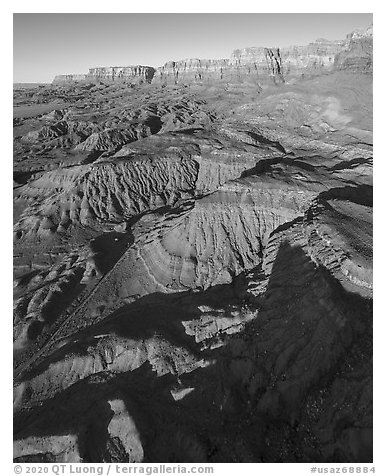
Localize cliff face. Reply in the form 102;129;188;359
231;47;285;83
52;25;372;86
52;74;87;84
154;28;372;86
53;66;155;85
334;25;373;72
279;39;345;77
87;65;156;82
153;49;285;85
155;59;230;84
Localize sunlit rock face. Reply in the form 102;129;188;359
52;74;88;84
53;26;372;88
334;25;373;72
14;24;372;463
87;66;156;83
53;66;156;85
154;27;372;86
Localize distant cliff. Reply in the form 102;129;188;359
53;66;155;85
88;66;156;82
52;74;88;84
334;25;373;72
154;26;372;86
52;25;372;86
154;50;285;85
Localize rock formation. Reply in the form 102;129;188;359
87;65;156;82
53;66;156;85
334;25;373;72
51;26;372;86
52;74;88;84
152;29;372;85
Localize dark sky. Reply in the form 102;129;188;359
13;13;372;83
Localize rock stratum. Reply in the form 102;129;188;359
53;66;156;85
14;24;373;463
53;25;372;86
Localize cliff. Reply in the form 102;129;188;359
87;65;156;82
278;39;346;77
53;65;155;85
52;25;372;86
154;49;285;85
156;58;230;84
334;25;373;72
229;39;344;75
153;28;372;86
52;74;87;84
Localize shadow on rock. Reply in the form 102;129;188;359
14;241;372;463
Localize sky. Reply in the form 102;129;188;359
14;13;373;83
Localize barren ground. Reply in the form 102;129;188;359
13;71;372;463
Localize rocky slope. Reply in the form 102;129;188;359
334;25;373;72
14;25;372;463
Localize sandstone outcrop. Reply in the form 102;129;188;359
53;66;155;85
51;26;372;87
88;65;155;82
52;74;87;84
154;27;371;86
334;25;373;72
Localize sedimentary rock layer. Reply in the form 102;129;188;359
53;66;156;84
51;26;372;86
52;74;88;84
87;66;156;82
